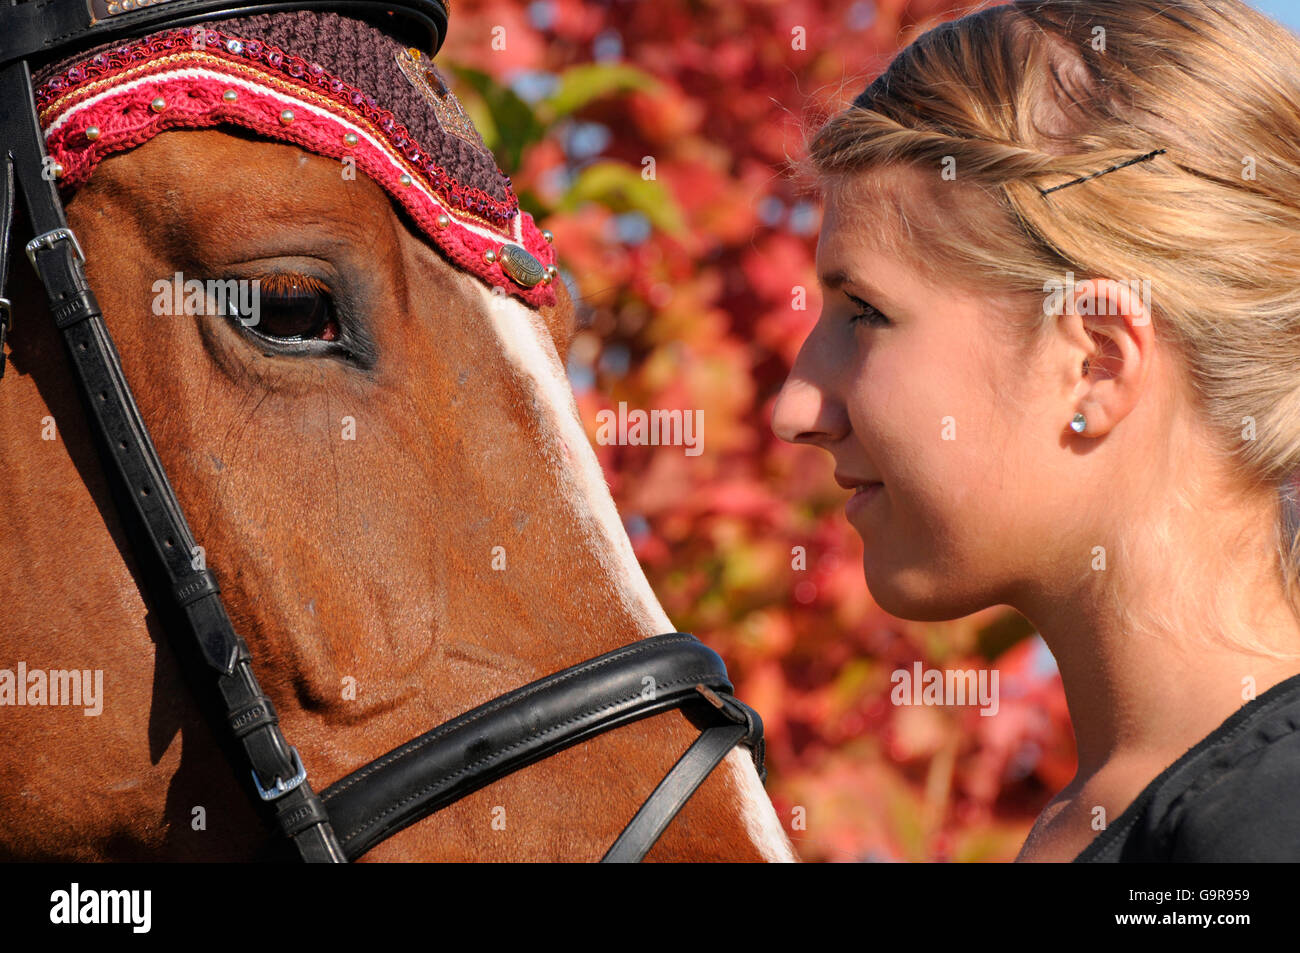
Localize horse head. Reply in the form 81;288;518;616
0;2;793;861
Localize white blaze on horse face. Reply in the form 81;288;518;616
477;286;796;863
475;285;673;635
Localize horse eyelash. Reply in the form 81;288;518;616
234;271;378;368
250;271;331;297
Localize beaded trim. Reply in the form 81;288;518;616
35;26;556;308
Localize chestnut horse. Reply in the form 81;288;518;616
0;126;795;861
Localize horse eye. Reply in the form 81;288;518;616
228;274;339;342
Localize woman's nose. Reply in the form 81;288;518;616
771;339;850;446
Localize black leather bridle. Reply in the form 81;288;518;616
0;0;769;863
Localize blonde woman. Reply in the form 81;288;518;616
773;0;1300;861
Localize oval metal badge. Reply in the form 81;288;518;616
497;244;546;288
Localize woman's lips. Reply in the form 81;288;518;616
845;481;884;519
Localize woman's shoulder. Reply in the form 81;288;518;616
1077;670;1300;863
1160;726;1300;861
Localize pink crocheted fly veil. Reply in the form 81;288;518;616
31;9;558;308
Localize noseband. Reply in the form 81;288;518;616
0;0;768;862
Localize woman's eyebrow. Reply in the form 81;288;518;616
817;268;851;291
818;268;890;305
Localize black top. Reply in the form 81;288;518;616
1075;670;1300;862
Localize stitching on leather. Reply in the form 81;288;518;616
335;668;722;845
42;0;82;49
327;646;717;807
323;635;702;799
338;669;717;845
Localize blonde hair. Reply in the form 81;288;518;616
800;0;1300;651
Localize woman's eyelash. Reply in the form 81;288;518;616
847;293;890;327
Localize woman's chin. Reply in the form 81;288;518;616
862;560;982;622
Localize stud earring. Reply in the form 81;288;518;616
1070;412;1087;434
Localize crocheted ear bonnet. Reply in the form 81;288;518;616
32;10;558;308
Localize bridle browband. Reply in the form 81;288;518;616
0;0;769;862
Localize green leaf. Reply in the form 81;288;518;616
559;160;685;236
545;63;661;119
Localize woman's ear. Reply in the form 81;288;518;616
1058;277;1156;438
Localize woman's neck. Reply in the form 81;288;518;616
1018;482;1300;780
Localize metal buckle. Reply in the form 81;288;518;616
0;297;10;334
251;747;308;801
25;227;87;270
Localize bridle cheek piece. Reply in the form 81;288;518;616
0;0;769;862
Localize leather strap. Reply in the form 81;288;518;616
320;634;766;861
601;722;748;863
602;681;764;862
0;0;448;69
0;46;344;863
0;100;12;378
